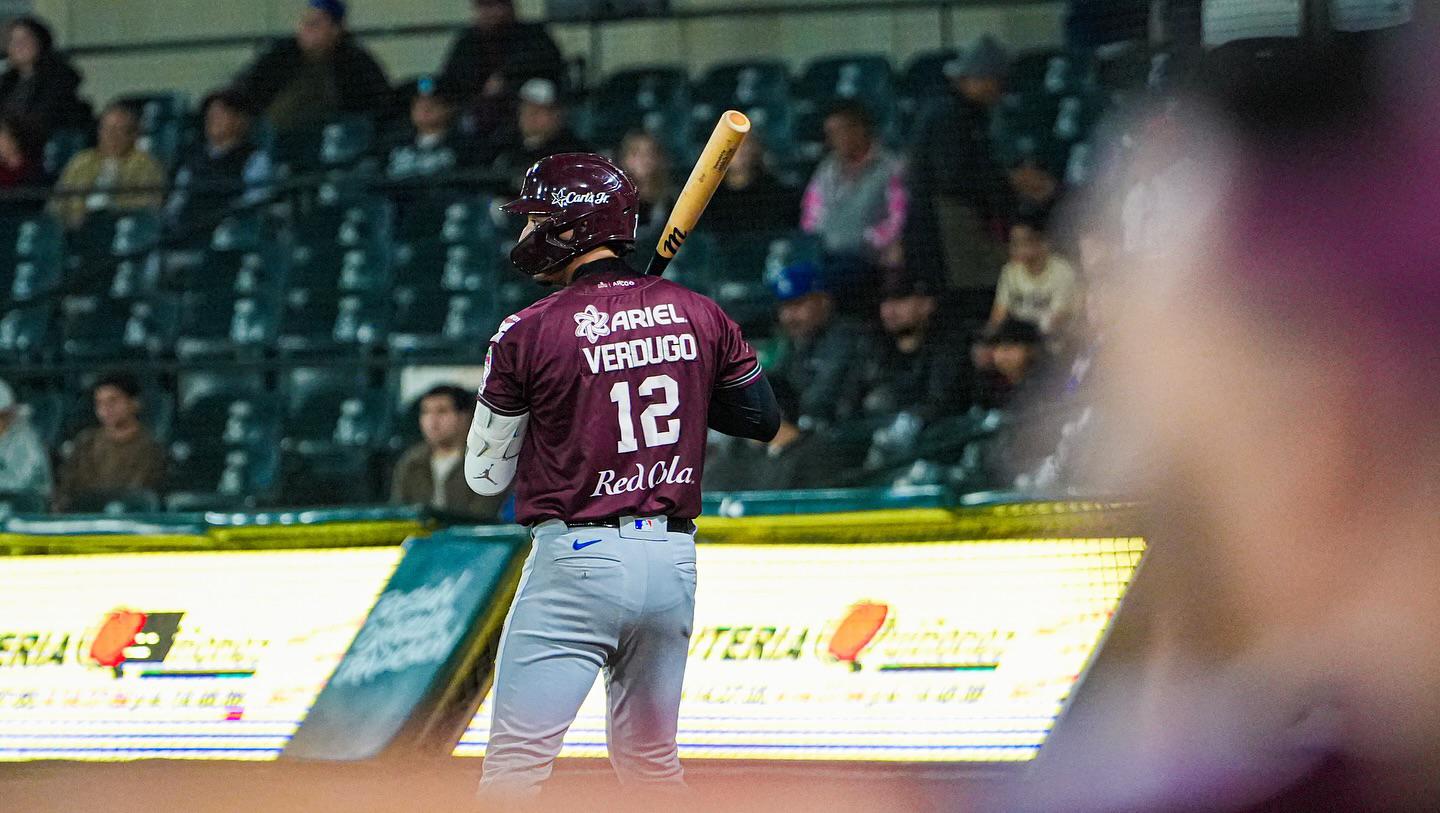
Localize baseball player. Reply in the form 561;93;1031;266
466;152;782;799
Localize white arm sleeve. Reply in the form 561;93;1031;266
465;401;529;496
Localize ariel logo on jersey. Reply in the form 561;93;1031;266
550;189;612;207
574;305;611;343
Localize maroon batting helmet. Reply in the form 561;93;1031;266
500;152;639;279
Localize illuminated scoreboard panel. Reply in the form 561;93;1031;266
457;538;1144;763
0;548;402;761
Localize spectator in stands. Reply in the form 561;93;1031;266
860;273;965;422
987;210;1081;341
801;101;906;274
231;0;393;134
972;318;1048;410
766;261;866;429
618;129;676;251
490;78;589;195
907;35;1015;296
438;0;566;140
0;380;51;499
391;385;502;518
387;76;471;180
0;16;91;142
50;102;166;229
704;130;801;236
53;373;166;512
165;89;272;233
0;115;46;206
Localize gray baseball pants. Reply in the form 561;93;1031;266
478;516;697;799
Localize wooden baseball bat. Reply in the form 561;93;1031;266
645;110;751;277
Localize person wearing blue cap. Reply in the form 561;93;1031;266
765;260;868;430
230;0;394;133
906;34;1017;302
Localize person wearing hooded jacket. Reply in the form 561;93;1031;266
0;16;92;142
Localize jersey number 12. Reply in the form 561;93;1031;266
609;374;680;453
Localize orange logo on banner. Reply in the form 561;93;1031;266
827;602;888;671
89;610;147;668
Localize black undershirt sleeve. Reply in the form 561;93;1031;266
708;372;782;442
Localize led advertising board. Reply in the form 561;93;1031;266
0;548;401;760
457;537;1143;762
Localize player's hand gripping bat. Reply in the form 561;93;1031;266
644;110;751;277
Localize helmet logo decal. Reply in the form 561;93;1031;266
550;189;612;207
573;305;612;344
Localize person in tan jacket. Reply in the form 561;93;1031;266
53;372;166;512
391;384;502;519
49;101;165;229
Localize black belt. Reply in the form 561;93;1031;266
565;517;696;535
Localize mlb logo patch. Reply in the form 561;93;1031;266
635;518;657;532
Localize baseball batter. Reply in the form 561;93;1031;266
466;153;781;798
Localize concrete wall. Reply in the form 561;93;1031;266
27;0;1063;105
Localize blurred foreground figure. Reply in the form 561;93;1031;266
1016;17;1440;813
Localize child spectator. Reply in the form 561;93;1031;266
988;210;1081;340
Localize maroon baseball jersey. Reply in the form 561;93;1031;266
478;258;761;525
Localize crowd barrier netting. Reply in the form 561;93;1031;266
0;493;1143;765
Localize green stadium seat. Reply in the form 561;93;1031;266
5;258;60;302
208;211;267;252
277;447;376;507
281;367;391;452
180;244;287;297
392;238;498;294
292;195;394;249
690;61;794;157
1009;49;1095;97
21;391;64;449
171;378;280;455
165;445;279;512
137;119;183;169
175;292;278;359
270;115;375;173
117;91;190;131
792;54;898;151
43;129;90;178
663;231;717;295
581;66;690;151
288;242;392;293
0;215;64;268
0;491;47;515
393;192;490;244
276;290;389;357
388;290;497;359
0;305;50;362
60;295;178;360
63;488;162;514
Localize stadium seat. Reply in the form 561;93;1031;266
581;65;690;151
175;292;278;359
1008;48;1095;97
165;444;279;512
277;447;377;506
171;377;280;455
288;243;391;293
276;290;390;357
792;54;898;151
281;367;391;452
292;195;394;250
4;258;60;303
388;290;497;358
0;491;47;515
393;192;491;244
65;212;162;278
117;91;190;132
60;295;177;359
63;488;162;514
0;305;50;362
0;215;64;269
208;211;268;252
438;197;499;248
179;244;287;298
690;60;794;156
22;390;64;449
137;119;183;170
43;129;90;178
392;238;497;294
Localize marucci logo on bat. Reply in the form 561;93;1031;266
662;227;688;255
